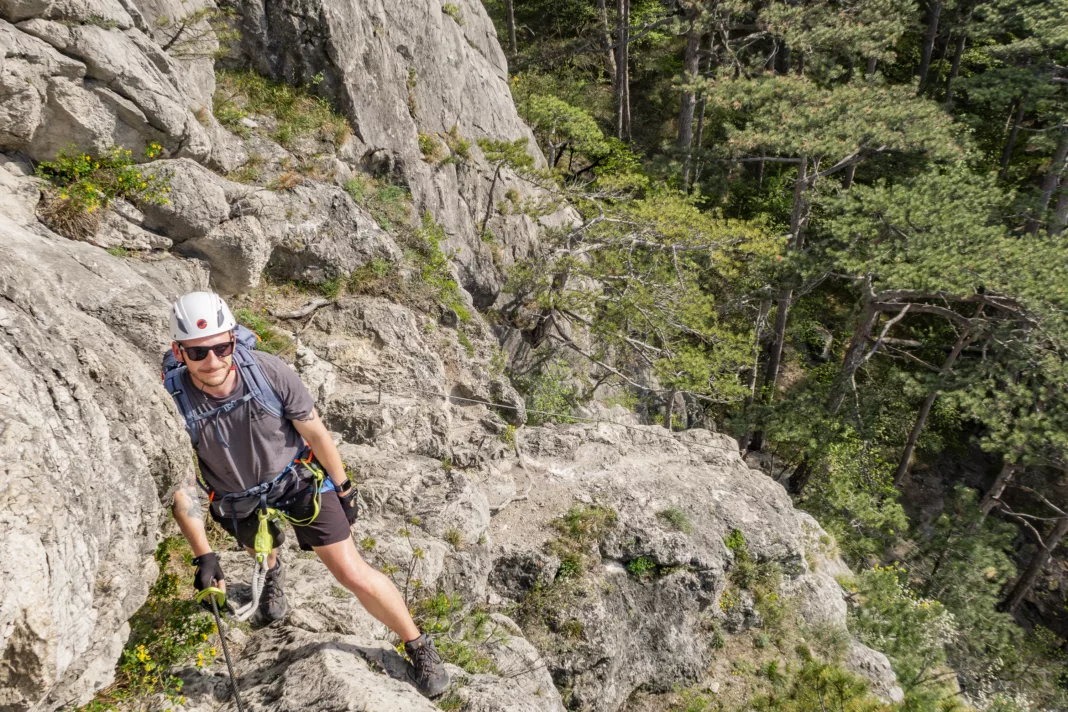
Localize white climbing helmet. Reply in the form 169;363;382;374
170;291;237;341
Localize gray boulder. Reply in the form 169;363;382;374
0;210;203;710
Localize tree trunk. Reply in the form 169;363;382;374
664;389;677;430
979;460;1018;520
595;0;616;77
828;301;881;416
998;98;1025;181
1050;180;1068;236
944;30;966;111
866;57;877;78
1001;517;1068;614
690;93;707;189
893;323;976;486
844;163;857;189
749;156;810;451
677;21;701;152
505;0;517;56
1027;126;1068;235
615;0;631;141
739;300;771;453
678;19;702;183
917;0;943;90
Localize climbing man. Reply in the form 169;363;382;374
164;290;449;697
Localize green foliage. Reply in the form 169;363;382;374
343;174;412;231
656;507;693;534
214;69;351;148
516;356;579;425
626;556;657;580
36;143;169;216
81;538;216;711
844;564;956;705
517;94;609;171
233;308;290;354
408;212;471;321
411;592;496;675
444;528;463;549
794;426;909;565
418;133;445;162
442;3;463;24
747;658;894;712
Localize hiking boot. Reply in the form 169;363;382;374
404;633;450;697
258;559;288;624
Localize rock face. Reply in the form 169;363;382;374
228;0;568;307
0;160;204;710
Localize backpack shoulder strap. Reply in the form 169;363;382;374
233;348;285;418
163;366;201;448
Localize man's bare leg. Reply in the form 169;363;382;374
314;537;420;641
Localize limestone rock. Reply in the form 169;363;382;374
265;181;402;284
0;214;203;710
485;423;897;712
227;0;570;307
138;158;232;240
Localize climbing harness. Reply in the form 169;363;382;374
194;586;246;712
226;448;327;622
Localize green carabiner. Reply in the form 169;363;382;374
194;586;226;608
253;509;273;563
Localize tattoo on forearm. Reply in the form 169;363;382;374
173;470;204;521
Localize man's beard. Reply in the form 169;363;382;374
192;363;231;387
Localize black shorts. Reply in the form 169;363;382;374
210;486;351;552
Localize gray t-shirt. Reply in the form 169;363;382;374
183;351;316;517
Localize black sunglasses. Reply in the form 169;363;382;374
180;338;235;362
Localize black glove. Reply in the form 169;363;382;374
192;552;224;592
338;481;359;525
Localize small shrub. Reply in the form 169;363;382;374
724;528;747;555
444;529;464;549
656;507;693;535
442;3;464;24
36;143;169;239
81;538;216;710
360;536;376;552
626;556;657;580
317;277;343;300
194;106;211;126
457;330;475;357
343;175;412;231
106;245;131;258
268;170;304;191
406;67;418;117
560;619;584;639
500;424;516;445
517;356;579;425
445;125;471;160
418;133;445;162
437;694;465;711
330;586;351;598
556;552;583;580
